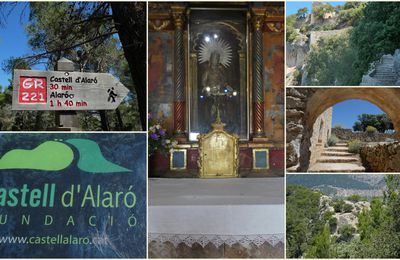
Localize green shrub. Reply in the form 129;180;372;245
338;224;356;242
366;125;377;135
333;200;345;213
348;140;362;154
327;135;339;146
329;217;337;228
333;124;344;129
347;194;363;202
343;203;354;213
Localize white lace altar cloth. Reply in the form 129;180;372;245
148;233;284;248
149;178;284;249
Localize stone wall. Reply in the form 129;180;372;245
309;28;350;48
309;108;332;165
332;128;397;142
360;142;400;172
286;88;317;170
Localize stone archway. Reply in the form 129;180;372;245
286;88;400;172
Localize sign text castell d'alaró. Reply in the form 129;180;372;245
0;133;146;258
0;183;138;227
12;69;129;111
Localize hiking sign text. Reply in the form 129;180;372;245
12;69;129;110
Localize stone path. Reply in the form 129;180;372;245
308;143;365;172
374;55;397;85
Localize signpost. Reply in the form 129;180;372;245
12;69;130;111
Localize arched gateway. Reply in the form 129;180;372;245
286;88;400;172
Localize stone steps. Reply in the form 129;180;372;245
321;151;354;157
309;142;365;172
326;147;349;152
308;163;365;173
373;56;397;85
317;156;359;163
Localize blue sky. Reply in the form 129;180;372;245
0;3;31;91
286;1;346;16
331;99;385;128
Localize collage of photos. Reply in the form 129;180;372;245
0;0;399;259
286;1;400;259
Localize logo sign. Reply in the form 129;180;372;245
19;77;47;104
0;133;146;258
12;70;130;111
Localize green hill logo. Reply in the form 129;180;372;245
0;139;130;173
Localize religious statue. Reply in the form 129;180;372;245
198;36;237;123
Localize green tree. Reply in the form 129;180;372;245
312;3;335;20
1;2;145;130
305;31;357;85
286;185;322;258
352;113;393;133
296;7;309;19
306;224;337;258
350;2;400;84
286;14;300;43
338;224;356;242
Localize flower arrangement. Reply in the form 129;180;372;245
148;114;177;156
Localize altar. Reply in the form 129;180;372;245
148;2;284;178
148;178;284;258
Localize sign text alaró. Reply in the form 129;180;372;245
12;70;129;111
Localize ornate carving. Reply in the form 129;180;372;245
251;7;266;138
149;20;170;31
174;101;185;134
253;102;265;135
171;5;186;136
266;22;284;33
251;8;266;32
264;6;284;18
148;2;171;13
198;121;239;178
171;6;186;29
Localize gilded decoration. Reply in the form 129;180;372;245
198;121;239;178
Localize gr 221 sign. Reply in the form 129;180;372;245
12;70;130;111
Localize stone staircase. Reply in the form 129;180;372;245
373;55;397;85
361;54;398;85
308;143;365;172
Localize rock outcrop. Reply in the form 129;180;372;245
360;49;400;86
286;42;309;68
360;142;400;172
319;195;371;238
